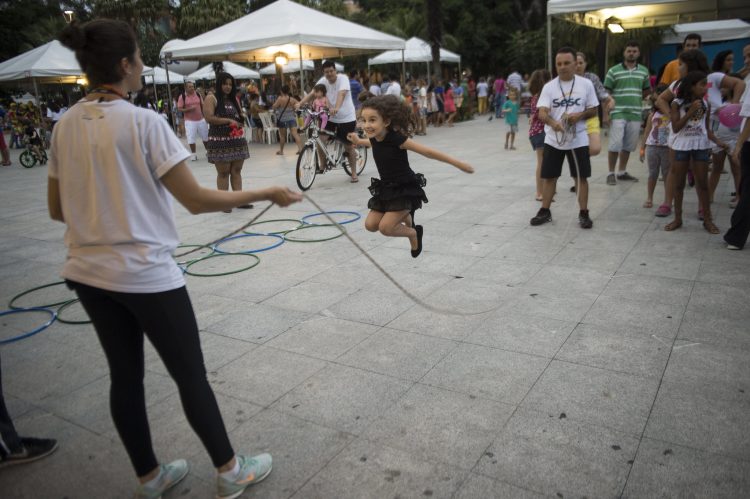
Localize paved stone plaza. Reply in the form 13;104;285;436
1;117;749;498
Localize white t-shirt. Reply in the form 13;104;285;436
418;86;428;108
739;88;750;143
671;98;712;151
477;82;489;97
49;99;191;293
315;73;356;123
386;81;402;98
706;72;725;117
537;75;598;150
369;84;382;96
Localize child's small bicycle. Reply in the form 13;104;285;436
295;107;367;191
20;137;48;168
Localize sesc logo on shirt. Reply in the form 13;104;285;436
552;97;582;108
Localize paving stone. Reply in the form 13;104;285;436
601;273;694;307
421;343;548;404
266;316;378;360
582;294;684;339
271;363;412;434
622;438;750;498
204;302;312;343
645;378;750;460
475;407;638;498
454;473;545;499
295;438;469;498
210;345;327;406
363;384;514;470
325;289;415;326
338;327;457;381
556;323;672;378
466;310;577;358
521;360;660;435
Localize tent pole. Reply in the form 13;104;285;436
427;61;431;85
401;50;405;86
165;64;175;133
547;15;552;71
298;44;304;96
604;29;609;76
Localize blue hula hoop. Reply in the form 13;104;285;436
0;308;57;345
213;233;285;254
302;210;361;226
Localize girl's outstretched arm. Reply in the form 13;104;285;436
346;132;370;147
401;139;474;173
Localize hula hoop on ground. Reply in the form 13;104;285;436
0;308;57;345
173;244;215;266
9;281;74;310
283;224;345;243
213;233;285;254
243;219;304;235
184;253;260;277
302;211;361;226
56;299;92;325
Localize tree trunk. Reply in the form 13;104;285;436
425;0;442;81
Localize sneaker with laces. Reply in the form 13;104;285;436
606;174;616;185
217;454;272;499
578;210;593;229
0;437;58;468
530;208;552;226
617;172;638;182
134;459;189;499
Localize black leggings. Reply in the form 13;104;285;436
69;281;234;476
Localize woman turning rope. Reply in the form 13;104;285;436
51;19;301;499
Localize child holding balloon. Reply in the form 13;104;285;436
666;71;729;234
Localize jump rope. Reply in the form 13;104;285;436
175;193;502;317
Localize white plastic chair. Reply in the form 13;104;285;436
258;112;278;144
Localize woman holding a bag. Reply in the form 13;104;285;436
272;85;303;155
204;71;252;212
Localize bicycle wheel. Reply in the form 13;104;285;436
20;150;36;168
343;145;367;176
296;144;317;191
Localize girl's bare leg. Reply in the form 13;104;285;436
214;162;231;191
365;210;384;232
708;150;726;203
378;210;418;249
229;160;244;191
666;160;687;231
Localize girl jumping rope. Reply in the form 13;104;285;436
347;95;474;258
667;71;729;234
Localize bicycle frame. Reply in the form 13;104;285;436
303;121;345;170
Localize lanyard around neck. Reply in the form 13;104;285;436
559;76;575;111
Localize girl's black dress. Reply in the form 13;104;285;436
367;130;428;213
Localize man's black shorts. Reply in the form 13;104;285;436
541;144;591;179
325;120;356;144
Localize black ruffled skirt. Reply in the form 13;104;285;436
367;173;428;213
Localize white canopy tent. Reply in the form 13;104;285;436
662;19;750;44
368;37;461;81
160;39;200;76
166;0;404;85
258;60;343;75
0;40;84;116
546;0;750;69
143;67;185;85
189;62;260;80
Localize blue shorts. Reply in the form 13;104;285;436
529;132;545;150
674;149;710;162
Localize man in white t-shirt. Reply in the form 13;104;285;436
385;74;402;98
725;59;750;250
298;60;359;182
531;47;599;228
177;81;208;161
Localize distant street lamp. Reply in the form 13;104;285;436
63;10;75;23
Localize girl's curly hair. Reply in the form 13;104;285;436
360;95;416;137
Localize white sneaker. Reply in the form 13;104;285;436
192;155;198;161
727;244;741;250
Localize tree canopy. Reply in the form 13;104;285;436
1;0;665;76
